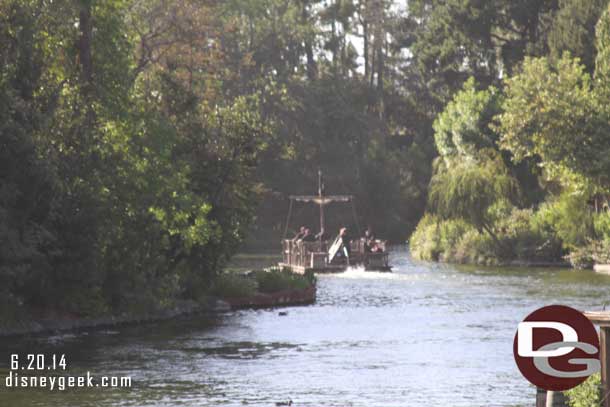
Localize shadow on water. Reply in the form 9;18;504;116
168;341;302;359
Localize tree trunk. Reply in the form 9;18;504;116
481;223;509;254
369;47;376;88
331;1;337;75
78;1;93;94
306;41;317;80
363;20;369;79
302;1;317;80
376;34;384;119
78;0;95;126
376;36;383;93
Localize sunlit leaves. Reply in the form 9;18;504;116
498;54;610;187
433;77;501;160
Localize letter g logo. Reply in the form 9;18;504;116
513;305;600;391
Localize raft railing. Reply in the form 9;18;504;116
283;239;389;269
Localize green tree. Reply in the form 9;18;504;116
498;54;610;188
404;0;558;106
428;155;518;246
433;78;501;159
548;0;608;74
0;0;269;317
595;3;610;104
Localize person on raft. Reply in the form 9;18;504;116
315;228;330;241
292;226;306;242
363;227;375;252
300;228;317;242
339;227;351;265
363;227;383;253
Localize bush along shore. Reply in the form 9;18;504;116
0;268;316;337
210;267;317;310
564;373;601;406
409;3;610;270
409;208;610;269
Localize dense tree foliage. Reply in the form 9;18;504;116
412;1;610;267
548;0;608;73
0;0;267;316
499;55;610;186
428;155;518;245
433;78;501;159
0;0;437;316
3;0;610;318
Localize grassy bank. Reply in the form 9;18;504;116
210;267;316;299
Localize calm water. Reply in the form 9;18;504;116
2;247;610;407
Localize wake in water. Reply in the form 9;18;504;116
330;265;419;281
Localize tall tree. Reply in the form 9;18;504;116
404;0;559;106
499;54;610;189
547;0;608;74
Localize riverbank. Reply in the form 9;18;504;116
0;299;221;338
408;214;574;268
409;204;610;270
0;268;316;337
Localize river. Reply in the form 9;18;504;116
2;247;610;406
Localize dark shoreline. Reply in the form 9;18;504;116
0;285;316;338
0;299;217;338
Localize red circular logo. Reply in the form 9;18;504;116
513;305;600;391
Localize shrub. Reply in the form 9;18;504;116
437;218;472;260
410;214;472;261
564;373;601;407
409;214;443;261
566;245;596;269
594;212;610;240
210;273;257;298
536;192;595;249
591;238;610;264
411;206;566;265
499;207;563;261
57;286;110;317
451;229;498;265
253;268;313;294
569;238;610;268
411;210;500;265
210;269;314;299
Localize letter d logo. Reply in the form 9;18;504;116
517;322;577;357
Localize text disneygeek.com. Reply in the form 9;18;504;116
4;371;132;391
3;354;131;391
